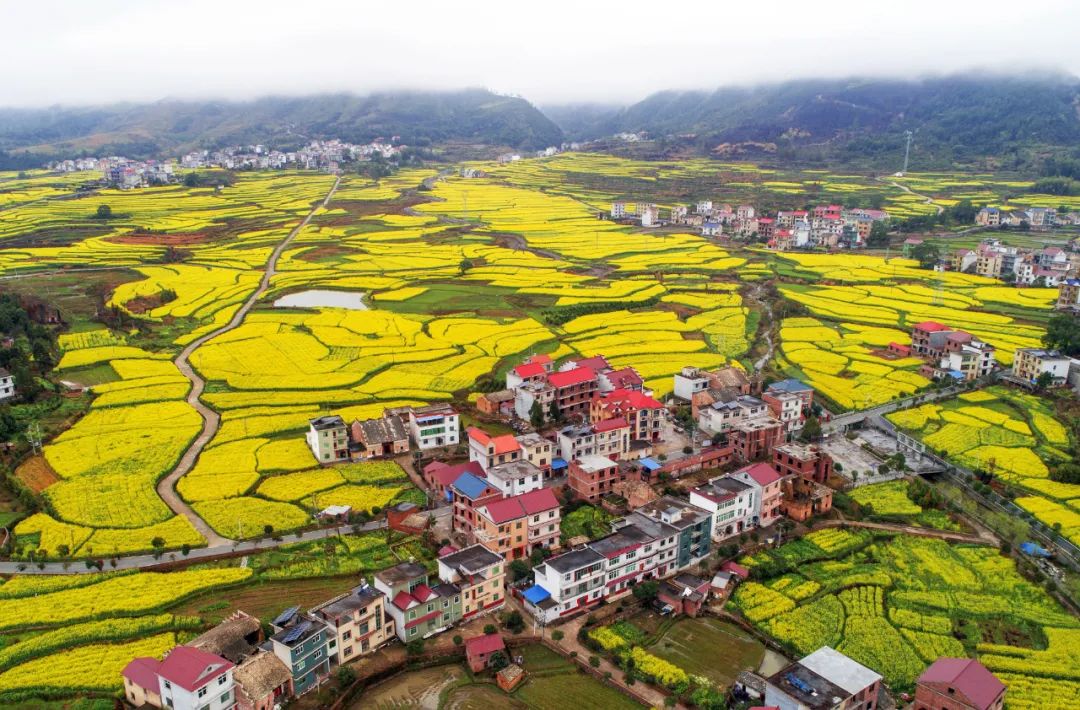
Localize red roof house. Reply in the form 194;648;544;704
739;462;783;487
465;633;506;672
547;367;597;388
915;658;1006;710
155;646;234;693
913;321;949;332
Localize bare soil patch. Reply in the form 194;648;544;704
107;233;212;246
15;456;59;493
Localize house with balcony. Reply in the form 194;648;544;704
403;404;459;450
523;546;607;623
437;544;506;621
467;426;522;473
309;583;393;664
568;454;624;503
516;432;555;476
122;646;237;710
450;472;503;539
485;459;544;496
306;415;349;463
557;418;631;462
689;475;755;540
472;488;560;558
590;389;665;442
269;609;332;696
773;443;833;484
1012;348;1071;386
631;497;712;569
731;463;784;527
374;562;462;643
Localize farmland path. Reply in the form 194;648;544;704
811;518;998;545
157;177;342;547
880;176;944;216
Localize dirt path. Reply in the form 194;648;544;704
745;282;775;372
880;176;943;216
156;178;341;547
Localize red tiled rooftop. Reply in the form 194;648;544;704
411;584;436;602
604;367;643;388
481;488;558;524
548;367;597;388
518;487;559;515
122;657;161;691
600;389;664;410
465;633;505;656
571;356;611;372
593;417;629;433
157;646;233;692
527;354;552;365
739;462;782;486
392;591;416;610
918;658;1005;710
513;362;546;378
428;460;485;487
467;427;521;454
913;321;948;332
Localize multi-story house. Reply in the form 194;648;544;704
309;583;393;663
485;459;544;496
516;432;555;476
269;611;332;696
473;488;560;558
306;415;349;463
590;520;677;600
404;404;459;450
765;647;882;710
597;366;645;393
732;462;784;527
374;562;462;643
938;334;996;380
773;443;833;484
568;454;624;503
640;204;659;227
689;475;755;540
914;658;1006;710
123;646;237;710
591;388;665;442
765;379;814;410
976;207;1001;227
450;472;503;538
0;368;13;401
631;497;712;569
697;395;770;437
526;547;607;622
505;354;554;389
547;366;600;419
1012;348;1071;385
437;544;506;621
557;419;630;462
467;426;522;473
1057;278;1080;311
762;390;804;433
781;476;833;522
611;201;628;219
731;413;786;463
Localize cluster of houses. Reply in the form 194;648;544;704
908;236;1080;286
48;156;179;189
180;139;401;172
975;205;1080;230
306;403;460;463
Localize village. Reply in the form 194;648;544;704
116;343;1043;710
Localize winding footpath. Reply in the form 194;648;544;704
879;176;944;216
156;177;342;547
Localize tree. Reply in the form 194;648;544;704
867;221;889;247
509;559;531;582
1043;313;1080;356
459;258;474;275
405;639;425;656
530;400;545;429
452;634;463;646
632;580;659;603
503;610;525;634
798;416;822;443
489;650;510;671
548;399;561;423
551;630;564;642
95;204;112;219
483;623;498;635
910;242;941;269
336;665;357;686
1035;371;1055;391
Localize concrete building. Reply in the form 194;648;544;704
374;562;462;643
484;459;544;496
732;462;784;527
0;368;14;401
689;475;756;540
631;496;712;569
591;389;666;442
472;488;560;559
269;611;332;695
1012;348;1071;385
437;545;506;621
309;583;393;663
404;404;459;450
122;646;237;710
773;443;833;484
765;646;882;710
467;426;522;473
306;415;349;463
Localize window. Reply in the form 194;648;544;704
314;649;323;660
442;599;449;608
218;674;227;685
220;691;231;704
409;627;417;637
343;630;352;640
345;646;353;657
198;687;207;698
163;681;172;690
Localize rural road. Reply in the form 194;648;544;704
156;177;342;547
822;374;997;433
0;518;386;575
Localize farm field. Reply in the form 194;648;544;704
886;387;1079;545
731;530;1079;704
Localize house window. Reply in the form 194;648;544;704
345;646;354;657
443;599;449;608
218;675;227;685
163;681;172;690
198;687;207;698
220;691;231;704
343;630;352;640
314;649;323;660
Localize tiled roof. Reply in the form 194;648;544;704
157;646;234;692
913;321;948;332
918;658;1004;710
451;472;497;500
464;633;505;656
467;427;520;454
481;488;558;524
122;657;161;691
548;367;597;388
739;462;783;486
592;417;629;433
513;362;546;378
429;460;485;488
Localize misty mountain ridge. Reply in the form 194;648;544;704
547;74;1080;168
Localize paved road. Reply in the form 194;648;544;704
0;518;385;575
156;178;342;547
823;377;994;433
880;177;944;216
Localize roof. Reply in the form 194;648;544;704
598;388;664;411
309;415;345;430
157;646;234;692
188;612;261;663
439;544;502;573
738;462;783;486
464;633;505;656
528;354;552;365
593;417;629;433
513;361;547;378
428;460;484;488
721;561;750;578
590;524;654;557
522;584;551;604
572;355;611;372
482;389;516;403
451;472;496;501
604;367;644;388
374;561;427;586
635;496;710;529
766;378;811;394
312;584;383;619
799;646;881;695
639;457;661;472
574;454;618;473
545;546;604;573
481;488;559;524
234;651;292;701
548;367;597;388
122;657;161;691
354;415;408;444
913;320;949;332
467;427;520;454
918;658;1005;710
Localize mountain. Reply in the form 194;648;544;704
547;75;1080;168
0;89;563;163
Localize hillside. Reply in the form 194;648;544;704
0;89;563;164
549;75;1080;168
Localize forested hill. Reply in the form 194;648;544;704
0;89;564;164
548;75;1080;168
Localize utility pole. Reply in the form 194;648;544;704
25;423;42;455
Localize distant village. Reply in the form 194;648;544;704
46;139;404;189
903;232;1080;287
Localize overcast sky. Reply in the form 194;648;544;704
2;0;1078;108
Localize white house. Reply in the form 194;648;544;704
640;204;659;227
689;475;756;540
122;646;237;710
0;368;14;401
404;404;459;450
306;415;349;463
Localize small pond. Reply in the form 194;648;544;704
273;289;368;310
